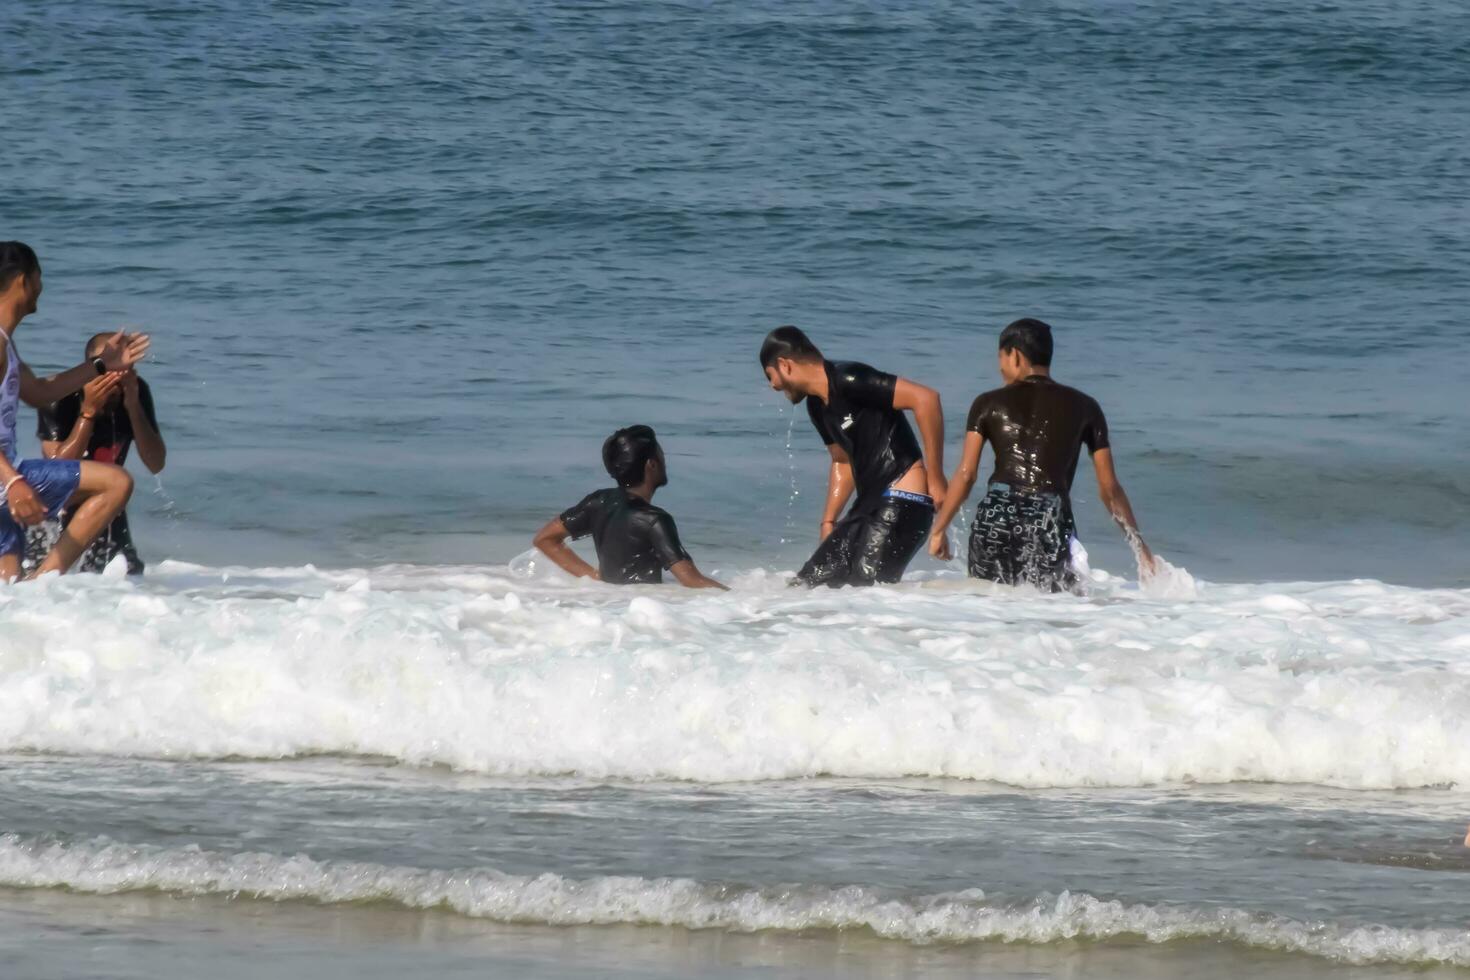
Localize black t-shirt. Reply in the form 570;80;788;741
807;360;922;517
560;488;691;585
966;375;1109;499
37;379;160;466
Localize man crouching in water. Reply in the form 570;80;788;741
534;425;728;589
929;318;1155;592
0;242;147;582
761;326;947;587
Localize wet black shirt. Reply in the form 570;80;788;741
560;488;691;585
807;360;922;517
37;380;160;466
966;375;1109;499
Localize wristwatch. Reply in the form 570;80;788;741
91;357;107;375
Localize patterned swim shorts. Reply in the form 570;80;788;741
968;484;1079;593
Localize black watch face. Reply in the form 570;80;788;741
93;357;106;375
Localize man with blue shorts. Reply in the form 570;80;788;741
0;242;149;582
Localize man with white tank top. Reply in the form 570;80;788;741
0;241;150;582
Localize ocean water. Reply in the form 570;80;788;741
4;0;1470;977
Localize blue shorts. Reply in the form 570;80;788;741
1;458;82;557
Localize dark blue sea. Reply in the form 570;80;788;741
3;2;1470;978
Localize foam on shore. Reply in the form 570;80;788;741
1;833;1465;967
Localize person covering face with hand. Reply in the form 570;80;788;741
25;332;165;575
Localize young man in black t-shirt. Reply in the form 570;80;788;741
25;332;166;575
533;425;727;589
760;325;948;588
929;318;1154;592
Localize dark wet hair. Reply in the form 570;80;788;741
998;318;1054;367
759;325;822;370
603;424;662;487
0;241;40;292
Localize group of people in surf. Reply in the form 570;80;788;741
0;239;1151;591
534;322;1155;593
0;242;166;583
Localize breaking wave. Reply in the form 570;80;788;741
2;560;1468;788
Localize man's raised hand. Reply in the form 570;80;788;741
97;330;151;371
82;373;124;415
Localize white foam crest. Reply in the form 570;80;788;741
1;834;1465;967
2;561;1470;788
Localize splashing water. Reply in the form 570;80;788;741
148;473;185;560
1116;522;1197;598
779;408;800;546
1139;554;1198;600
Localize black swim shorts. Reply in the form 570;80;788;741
968;484;1078;593
796;490;934;588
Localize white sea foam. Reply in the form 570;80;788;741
2;560;1470;788
1;834;1465;967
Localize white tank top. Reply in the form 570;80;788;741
0;331;21;465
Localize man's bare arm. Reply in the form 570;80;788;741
19;332;150;407
669;559;729;591
41;431;91;461
124;375;166;473
0;344;47;524
532;518;600;580
929;431;985;560
20;361;98;408
42;374;125;460
821;443;856;540
1091;448;1155;576
893;378;946;504
0;352;20;483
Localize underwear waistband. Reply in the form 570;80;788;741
883;488;934;507
987;482;1061;501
